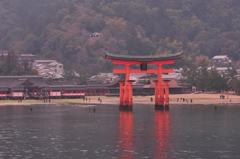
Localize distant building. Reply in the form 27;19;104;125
0;76;47;99
209;55;233;76
207;66;233;77
0;50;36;61
0;50;65;79
0;50;9;57
212;55;232;67
0;51;36;65
88;32;103;45
237;69;240;75
171;68;184;80
89;32;103;38
130;74;150;85
88;73;120;85
18;54;36;62
216;67;233;75
129;68;183;86
235;69;240;80
33;60;64;79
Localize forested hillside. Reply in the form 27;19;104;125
1;0;240;76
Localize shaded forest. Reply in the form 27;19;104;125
1;0;240;76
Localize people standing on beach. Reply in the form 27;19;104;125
17;97;22;103
99;98;102;104
98;97;103;104
220;95;225;99
174;97;194;104
150;97;153;102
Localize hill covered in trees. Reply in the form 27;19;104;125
1;0;240;77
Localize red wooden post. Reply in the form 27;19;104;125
155;63;165;110
105;51;182;111
119;64;133;111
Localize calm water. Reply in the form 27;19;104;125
0;104;240;159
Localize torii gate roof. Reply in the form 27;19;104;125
105;51;182;62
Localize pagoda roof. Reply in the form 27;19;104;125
105;51;182;62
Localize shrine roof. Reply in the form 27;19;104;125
105;51;182;62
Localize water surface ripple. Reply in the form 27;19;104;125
0;105;239;159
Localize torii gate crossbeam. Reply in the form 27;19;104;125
105;52;182;111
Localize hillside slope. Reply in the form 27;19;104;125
0;0;240;76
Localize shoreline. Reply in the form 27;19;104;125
0;93;239;107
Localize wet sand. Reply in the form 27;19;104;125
0;93;239;106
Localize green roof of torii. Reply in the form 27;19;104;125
105;51;182;62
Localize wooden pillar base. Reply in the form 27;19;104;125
119;79;133;112
119;105;133;111
155;105;169;111
155;104;164;111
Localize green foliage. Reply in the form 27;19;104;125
1;0;240;78
207;71;228;92
82;15;105;32
185;65;228;92
230;78;240;95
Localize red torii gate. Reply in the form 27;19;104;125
105;52;182;111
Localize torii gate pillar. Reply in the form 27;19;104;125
119;65;133;111
105;51;182;111
155;79;170;111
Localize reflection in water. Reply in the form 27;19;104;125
119;112;134;159
1;105;240;158
154;111;170;159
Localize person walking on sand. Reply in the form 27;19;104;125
150;97;153;102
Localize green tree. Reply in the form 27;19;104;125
207;70;228;92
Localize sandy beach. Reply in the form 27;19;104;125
0;93;239;106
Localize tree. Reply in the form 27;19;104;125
1;0;240;78
207;70;228;92
184;58;228;92
230;78;240;95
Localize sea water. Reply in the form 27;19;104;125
0;104;239;159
